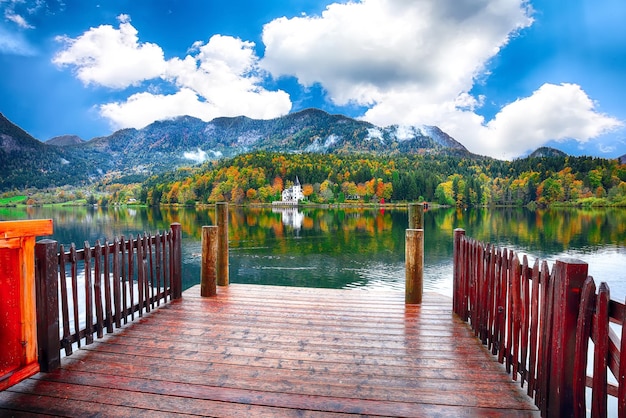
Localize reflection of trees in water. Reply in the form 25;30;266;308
2;205;624;292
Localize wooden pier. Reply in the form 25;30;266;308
1;284;539;417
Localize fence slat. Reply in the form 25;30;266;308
147;233;155;310
143;233;151;313
137;234;144;318
527;259;540;396
103;241;113;334
497;248;508;364
617;300;626;418
83;241;94;345
69;244;80;348
93;241;104;339
58;244;72;356
128;237;135;320
592;283;610;418
112;238;121;328
520;256;530;387
573;277;596;418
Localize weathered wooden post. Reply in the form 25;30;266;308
216;202;229;286
405;229;423;304
408;202;424;229
0;219;53;390
453;229;466;316
201;225;218;297
548;258;588;417
171;223;182;299
35;239;60;372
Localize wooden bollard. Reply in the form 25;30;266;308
216;202;229;286
201;226;218;297
405;229;423;304
408;202;424;229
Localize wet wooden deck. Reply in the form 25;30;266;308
1;284;539;417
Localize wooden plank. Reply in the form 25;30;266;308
8;285;539;417
4;379;346;418
24;369;538;417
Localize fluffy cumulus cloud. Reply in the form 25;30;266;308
483;83;623;158
261;0;622;158
54;15;166;88
53;15;291;129
262;0;533;107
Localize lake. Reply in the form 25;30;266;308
2;205;625;300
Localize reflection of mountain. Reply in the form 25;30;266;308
272;207;304;230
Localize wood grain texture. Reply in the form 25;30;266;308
2;284;540;417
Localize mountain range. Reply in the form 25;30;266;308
0;109;472;191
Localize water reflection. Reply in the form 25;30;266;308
272;207;304;230
1;205;625;299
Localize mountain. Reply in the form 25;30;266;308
0;113;97;190
46;135;85;146
76;108;469;173
528;146;567;158
1;108;469;191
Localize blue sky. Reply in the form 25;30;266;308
0;0;624;160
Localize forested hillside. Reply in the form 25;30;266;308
136;151;626;207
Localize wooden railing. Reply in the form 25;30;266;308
453;229;625;417
34;223;182;372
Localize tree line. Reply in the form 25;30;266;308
132;151;626;207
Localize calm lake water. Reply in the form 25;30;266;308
2;205;625;300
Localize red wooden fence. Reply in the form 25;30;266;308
453;229;625;418
34;223;182;372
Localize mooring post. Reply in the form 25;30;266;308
405;229;423;304
35;239;61;373
408;202;424;229
201;225;218;297
453;229;466;316
216;202;229;286
548;258;588;417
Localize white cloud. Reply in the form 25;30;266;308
99;88;217;129
164;35;291;120
262;0;533;107
483;83;623;158
261;0;622;159
390;83;623;159
5;12;34;29
53;15;166;88
183;148;208;163
54;16;291;129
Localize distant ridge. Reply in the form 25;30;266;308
528;146;567;158
46;135;85;146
